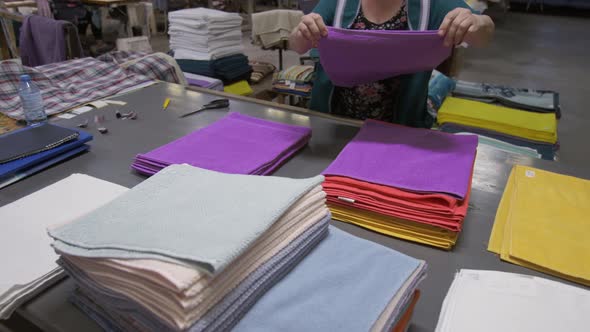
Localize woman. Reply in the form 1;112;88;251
289;0;494;128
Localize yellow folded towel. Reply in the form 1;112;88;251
329;204;458;250
223;80;253;96
438;97;557;144
488;165;590;286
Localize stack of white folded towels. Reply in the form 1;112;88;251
169;7;243;61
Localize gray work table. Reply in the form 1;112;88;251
0;83;587;332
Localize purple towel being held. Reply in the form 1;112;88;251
318;27;452;87
19;15;78;67
323;120;478;199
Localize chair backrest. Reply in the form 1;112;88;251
298;0;319;14
0;4;24;59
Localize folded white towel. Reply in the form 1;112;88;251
435;269;590;332
0;174;127;319
168;8;242;23
172;47;244;61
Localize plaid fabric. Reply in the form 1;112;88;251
0;58;150;120
122;55;182;85
97;51;150;64
0;52;182;120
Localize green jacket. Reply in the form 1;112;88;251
310;0;472;128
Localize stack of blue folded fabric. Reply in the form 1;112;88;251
0;123;92;189
176;59;215;77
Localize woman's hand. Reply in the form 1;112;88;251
438;8;494;47
289;13;328;54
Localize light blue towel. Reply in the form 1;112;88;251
63;215;330;332
232;227;424;332
50;164;324;274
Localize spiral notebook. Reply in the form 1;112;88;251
0;127;92;181
0;123;79;164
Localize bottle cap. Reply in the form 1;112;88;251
20;74;31;82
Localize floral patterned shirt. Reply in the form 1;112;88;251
331;2;409;121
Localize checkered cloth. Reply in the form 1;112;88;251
99;51;182;84
0;52;181;120
121;54;183;85
97;51;150;64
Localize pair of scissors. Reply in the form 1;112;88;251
179;99;230;118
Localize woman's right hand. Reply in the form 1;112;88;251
290;13;328;54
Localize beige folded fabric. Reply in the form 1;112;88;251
250;61;276;84
251;10;303;48
64;186;328;330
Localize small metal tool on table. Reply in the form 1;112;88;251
179;99;230;118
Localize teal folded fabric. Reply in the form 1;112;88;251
177;54;252;84
49;164;324;275
176;59;215;77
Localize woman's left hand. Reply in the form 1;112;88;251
438;8;492;47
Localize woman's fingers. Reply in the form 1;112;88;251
444;17;460;46
439;8;460;36
298;22;313;41
453;15;473;45
294;13;328;49
306;20;322;39
302;15;322;40
311;13;328;37
296;29;304;40
439;8;474;46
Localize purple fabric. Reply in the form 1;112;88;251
318;27;452;87
19;15;70;67
132;112;311;176
323;120;478;198
187;78;216;88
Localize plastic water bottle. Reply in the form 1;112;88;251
18;74;47;125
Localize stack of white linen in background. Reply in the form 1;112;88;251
169;8;243;61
